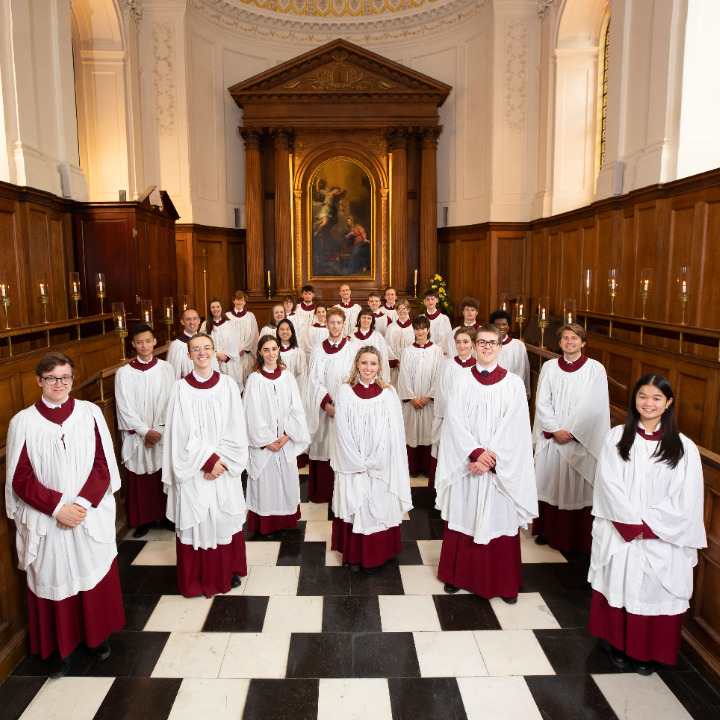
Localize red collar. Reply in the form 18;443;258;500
384;304;396;310
231;309;246;318
396;318;412;328
130;356;158;371
373;312;385;318
279;345;293;352
300;302;315;311
261;367;282;379
637;426;661;441
184;371;221;389
339;301;355;309
454;356;475;368
424;310;440;320
176;333;193;344
35;396;75;424
323;337;347;353
558;355;588;373
413;341;433;349
464;322;480;330
212;319;226;327
313;323;326;328
502;335;513;346
471;365;507;385
354;330;373;340
352;382;383;399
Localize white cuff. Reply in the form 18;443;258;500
74;496;92;510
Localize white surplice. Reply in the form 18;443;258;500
166;335;220;379
532;357;609;510
333;302;362;335
589;426;706;615
496;337;531;397
279;345;308;399
162;373;248;550
115;357;175;473
423;311;452;353
349;330;392;384
384;320;415;387
303;323;329;360
305;340;355;462
331;383;413;533
5;401;121;600
202;320;244;391
244;370;310;516
431;357;475;458
397;343;444;447
226;310;259;384
435;369;538;544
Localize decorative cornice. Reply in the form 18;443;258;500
124;0;143;21
185;0;488;42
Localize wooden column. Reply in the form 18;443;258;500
273;128;293;294
387;127;408;293
240;127;264;294
420;127;441;288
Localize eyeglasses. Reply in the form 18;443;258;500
476;340;500;348
190;345;214;354
41;375;74;386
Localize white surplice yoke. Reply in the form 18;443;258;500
435;370;538;544
5;401;121;600
497;337;531;397
589;426;706;615
331;383;413;534
226;310;259;384
384;321;415;387
280;346;308;402
397;343;444;447
162;373;248;550
532;358;610;510
115;358;175;474
243;370;310;516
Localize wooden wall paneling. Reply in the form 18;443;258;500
604;349;634;409
227;240;247;298
174;229;194;304
667;199;698;326
631;202;658;319
696;196;720;329
491;229;527;312
558;227;581;316
594;211;617;315
0;195;25;329
675;368;719;450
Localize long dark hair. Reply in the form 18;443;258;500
251;334;287;374
276;318;298;349
616;374;684;468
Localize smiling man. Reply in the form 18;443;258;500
435;325;537;602
532;323;610;554
6;352;125;678
166;307;220;379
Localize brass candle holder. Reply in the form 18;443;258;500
515;297;526;342
96;272;106;333
113;302;127;362
141;299;154;329
583;269;591;312
38;279;50;325
538;297;550;349
163;297;174;344
1;295;10;330
413;269;418;300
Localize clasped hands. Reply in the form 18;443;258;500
552;430;574;445
410;396;431;410
204;459;229;481
56;503;87;530
469;450;496;476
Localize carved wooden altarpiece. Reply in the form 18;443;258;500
229;39;451;300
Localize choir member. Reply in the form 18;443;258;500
334;283;361;335
163;333;249;598
331;345;412;572
244;335;310;539
349;306;391;381
277;318;308;399
167;307;220;378
491;309;530;398
303;303;329;359
445;296;481;357
421;289;452;352
293;284;317;341
588;374;706;674
226;290;259;385
436;325;537;601
202;298;244;391
431;327;478;488
115;323;175;537
306;307;355;503
367;291;391;335
397;316;444;477
384;298;414;387
383;286;399;322
6;352;125;678
259;303;286;338
532;323;609;554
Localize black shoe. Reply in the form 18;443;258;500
159;518;175;532
49;654;72;678
230;575;242;589
361;565;382;574
444;583;460;594
90;640;111;662
349;563;361;573
631;659;656;675
501;596;518;604
534;536;548;545
605;646;629;670
133;523;152;539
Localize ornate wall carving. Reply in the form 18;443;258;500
504;20;528;130
152;23;177;137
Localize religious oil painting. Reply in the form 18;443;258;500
308;156;374;279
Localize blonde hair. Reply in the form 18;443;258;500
251;334;287;374
346;345;391;390
327;306;346;322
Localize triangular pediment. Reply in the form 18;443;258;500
229;39;451;106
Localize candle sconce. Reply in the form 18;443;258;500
538;296;550;349
113;302;127;362
181;295;191;313
608;269;619;337
677;267;690;353
163;297;174;343
0;273;10;330
499;293;509;313
515;295;527;342
69;272;81;319
141;299;154;329
583;269;591;313
38;278;50;325
563;299;577;326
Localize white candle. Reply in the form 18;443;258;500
98;281;104;293
144;311;150;322
568;312;573;323
166;307;172;319
682;280;687;293
541;309;546;320
39;282;46;296
116;315;125;329
414;269;418;285
518;304;524;317
267;270;271;288
0;284;6;297
643;279;649;292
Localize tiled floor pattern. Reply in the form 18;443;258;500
5;470;720;720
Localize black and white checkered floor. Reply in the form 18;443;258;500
5;469;720;720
